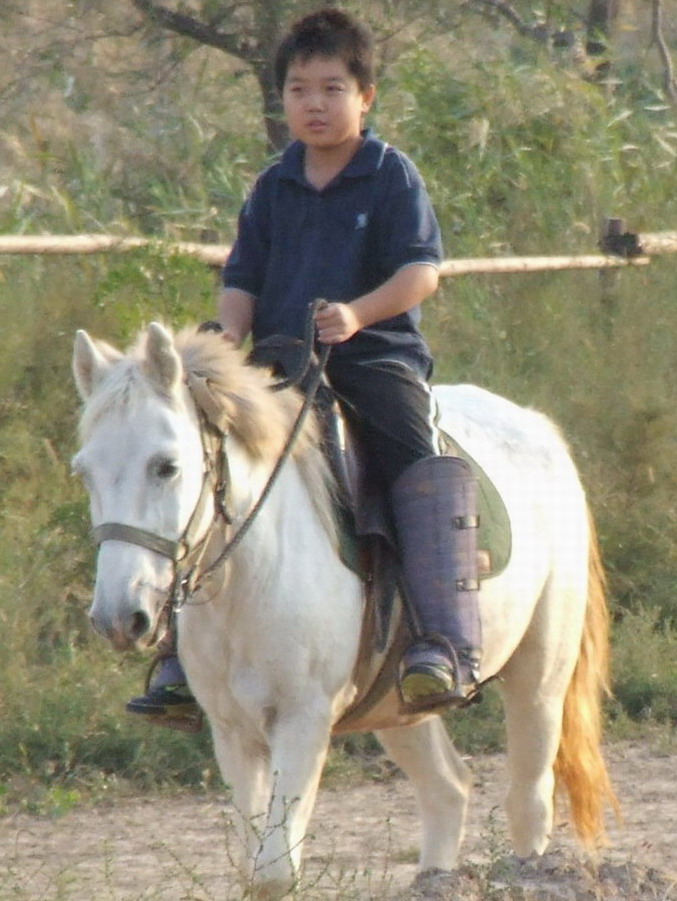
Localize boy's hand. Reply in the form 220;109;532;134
315;301;362;344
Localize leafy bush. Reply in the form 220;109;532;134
609;608;677;724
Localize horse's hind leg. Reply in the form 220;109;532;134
375;716;472;871
500;687;561;857
499;580;586;857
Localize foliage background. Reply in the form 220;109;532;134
0;1;675;805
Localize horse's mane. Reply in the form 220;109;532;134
79;325;338;542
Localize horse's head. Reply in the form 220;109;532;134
73;320;335;653
72;322;208;650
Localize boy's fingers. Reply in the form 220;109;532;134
313;298;330;323
315;308;337;329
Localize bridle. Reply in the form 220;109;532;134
91;403;232;615
91;304;331;629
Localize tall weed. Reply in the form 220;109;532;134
0;255;217;789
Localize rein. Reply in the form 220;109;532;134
92;302;331;618
193;341;331;588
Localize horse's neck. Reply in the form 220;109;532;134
227;445;337;599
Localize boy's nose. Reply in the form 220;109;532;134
305;91;325;110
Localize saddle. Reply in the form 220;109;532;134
248;337;512;729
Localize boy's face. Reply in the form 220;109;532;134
282;55;375;151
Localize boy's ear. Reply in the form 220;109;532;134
362;83;376;114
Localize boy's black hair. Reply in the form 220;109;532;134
274;8;375;95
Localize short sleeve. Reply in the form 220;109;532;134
374;154;443;279
222;174;272;297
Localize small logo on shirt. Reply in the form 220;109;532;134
355;213;368;229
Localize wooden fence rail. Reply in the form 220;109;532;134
0;224;675;277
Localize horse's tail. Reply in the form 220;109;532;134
553;506;620;848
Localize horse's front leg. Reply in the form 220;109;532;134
253;700;334;898
209;724;274;887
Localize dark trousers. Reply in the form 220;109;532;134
326;357;438;489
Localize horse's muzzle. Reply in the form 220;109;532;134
89;604;156;651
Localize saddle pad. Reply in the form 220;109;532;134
440;429;512;580
339;431;512;582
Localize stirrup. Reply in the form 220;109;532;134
398;634;481;713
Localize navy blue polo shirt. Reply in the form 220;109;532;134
223;130;443;377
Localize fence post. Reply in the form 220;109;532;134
599;217;624;332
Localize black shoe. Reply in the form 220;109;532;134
126;683;203;733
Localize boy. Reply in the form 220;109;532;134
127;8;481;725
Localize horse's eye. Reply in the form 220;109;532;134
155;459;179;480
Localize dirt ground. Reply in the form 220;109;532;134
1;740;675;901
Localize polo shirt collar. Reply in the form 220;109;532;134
278;128;387;186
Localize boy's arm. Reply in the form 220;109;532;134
218;287;255;346
314;263;439;345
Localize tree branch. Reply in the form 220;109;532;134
650;0;677;100
129;0;256;61
464;0;549;42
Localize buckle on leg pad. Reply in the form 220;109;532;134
453;514;479;530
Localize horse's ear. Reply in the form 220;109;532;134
144;322;182;395
73;330;121;400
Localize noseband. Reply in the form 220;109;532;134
91;523;180;561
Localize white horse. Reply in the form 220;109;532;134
72;322;617;900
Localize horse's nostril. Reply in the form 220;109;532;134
130;611;150;639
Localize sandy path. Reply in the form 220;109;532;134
1;740;675;900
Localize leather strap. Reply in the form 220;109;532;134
92;523;180;560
